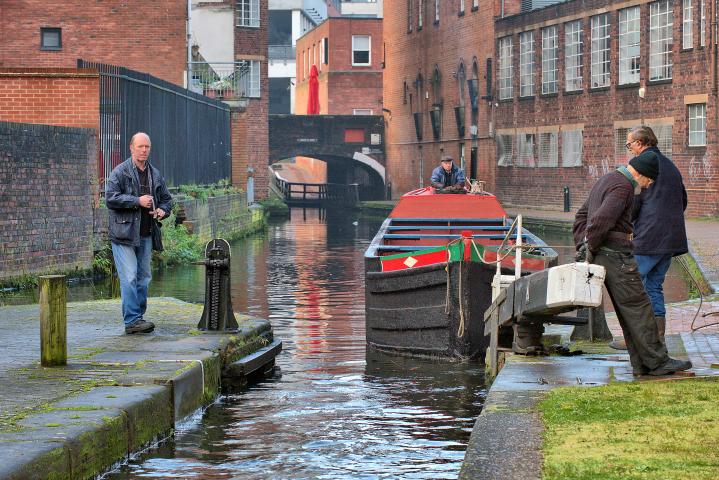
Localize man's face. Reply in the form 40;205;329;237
130;135;151;164
441;161;452;173
625;133;644;157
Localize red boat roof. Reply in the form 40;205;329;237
389;187;508;220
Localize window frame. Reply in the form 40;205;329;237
590;13;611;89
519;31;535;97
688;103;707;146
353;108;373;115
498;36;514;100
649;0;673;81
619;6;641;85
565;20;583;92
40;27;62;51
700;0;706;47
236;0;260;28
351;35;371;66
683;0;693;49
541;25;558;95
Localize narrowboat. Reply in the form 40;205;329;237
364;187;558;361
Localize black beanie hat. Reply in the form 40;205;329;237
629;151;659;180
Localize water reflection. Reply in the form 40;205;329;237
102;208;485;479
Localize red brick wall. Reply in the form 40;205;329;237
383;1;497;198
0;69;100;129
0;0;187;86
233;0;269;198
494;0;718;216
296;18;383;115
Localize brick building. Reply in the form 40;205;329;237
295;17;383;115
383;1;504;198
0;0;187;85
494;0;718;215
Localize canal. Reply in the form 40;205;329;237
0;208;690;479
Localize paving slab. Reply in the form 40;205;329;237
0;297;273;480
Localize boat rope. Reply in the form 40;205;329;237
442;238;467;338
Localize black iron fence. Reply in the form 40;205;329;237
78;60;232;190
274;175;359;207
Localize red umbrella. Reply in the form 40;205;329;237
307;64;320;114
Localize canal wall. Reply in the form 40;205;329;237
0;298;277;480
0;121;98;284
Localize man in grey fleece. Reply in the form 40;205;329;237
573;151;692;376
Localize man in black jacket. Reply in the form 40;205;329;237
573;151;691;376
106;133;173;334
619;126;688;348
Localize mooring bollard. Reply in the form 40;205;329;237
39;275;67;367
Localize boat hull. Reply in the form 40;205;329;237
365;256;495;360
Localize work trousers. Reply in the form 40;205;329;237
593;249;669;371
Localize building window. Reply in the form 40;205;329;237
619;6;641;85
650;0;673;81
236;0;260;27
590;14;610;88
497;133;515;166
408;0;413;32
352;35;371;66
683;0;693;49
473;0;479;9
323;38;329;64
689;104;706;146
236;60;261;98
460;0;465;15
646;121;673;154
418;0;423;29
541;26;558;95
498;36;513;100
40;28;61;50
435;0;440;23
519;31;535;97
562;128;583;166
700;0;706;46
516;133;536;167
565;20;583;92
353;109;373;115
460;143;466;170
538;131;558;167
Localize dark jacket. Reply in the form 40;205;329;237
430;164;466;188
106;158;173;246
573;170;635;252
632;147;688;256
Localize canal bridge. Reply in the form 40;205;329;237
268;114;386;202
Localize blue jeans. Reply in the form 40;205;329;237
112;237;152;326
635;253;673;318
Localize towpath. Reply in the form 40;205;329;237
0;297;273;480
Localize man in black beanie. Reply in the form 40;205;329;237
573;152;692;376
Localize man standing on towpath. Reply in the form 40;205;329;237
106;132;173;334
573;151;692;376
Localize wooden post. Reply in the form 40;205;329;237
39;275;67;367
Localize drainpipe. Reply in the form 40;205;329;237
187;0;193;88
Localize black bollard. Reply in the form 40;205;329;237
563;186;570;212
197;239;239;331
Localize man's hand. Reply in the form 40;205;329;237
152;208;166;219
575;244;594;263
139;195;153;208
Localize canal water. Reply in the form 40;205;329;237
0;208;690;479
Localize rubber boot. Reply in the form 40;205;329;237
608;337;627;350
655;315;666;346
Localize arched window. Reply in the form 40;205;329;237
457;62;466;108
468;58;480;111
431;66;441;106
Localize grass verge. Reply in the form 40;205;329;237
540;376;719;480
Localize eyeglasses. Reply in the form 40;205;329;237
625;140;638;149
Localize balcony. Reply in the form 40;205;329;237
269;45;296;61
187;61;261;101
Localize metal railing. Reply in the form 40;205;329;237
269;45;296;61
274;175;359;206
78;59;231;190
187;61;261;100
